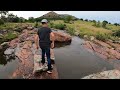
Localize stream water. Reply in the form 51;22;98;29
0;33;115;79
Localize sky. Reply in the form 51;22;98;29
9;11;120;24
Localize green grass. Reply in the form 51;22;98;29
50;20;120;42
0;20;120;43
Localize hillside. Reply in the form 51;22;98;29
40;11;78;20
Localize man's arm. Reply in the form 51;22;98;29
50;32;55;48
35;34;39;49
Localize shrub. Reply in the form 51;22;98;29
54;23;66;30
96;32;109;42
112;30;120;37
102;20;108;28
96;21;101;27
49;22;54;28
4;32;18;41
66;26;75;35
85;19;88;22
0;19;4;25
34;22;38;28
92;20;97;26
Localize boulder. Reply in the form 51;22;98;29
74;31;79;36
9;38;20;48
82;69;120;79
51;32;72;42
27;27;34;30
1;42;9;46
4;48;15;55
83;35;88;39
90;36;95;41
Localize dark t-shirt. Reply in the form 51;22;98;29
37;27;52;48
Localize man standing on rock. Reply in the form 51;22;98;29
35;19;55;74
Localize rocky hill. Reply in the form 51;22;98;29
40;11;78;20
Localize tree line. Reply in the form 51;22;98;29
0;11;120;27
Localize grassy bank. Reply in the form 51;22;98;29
49;20;120;42
0;20;120;44
0;23;35;44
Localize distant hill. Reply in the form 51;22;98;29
40;11;78;20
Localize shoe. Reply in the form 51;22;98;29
47;70;52;74
51;57;55;60
51;65;53;69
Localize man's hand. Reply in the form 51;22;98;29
51;42;54;49
35;34;39;50
36;45;39;49
50;32;55;49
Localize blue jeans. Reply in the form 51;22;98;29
41;47;52;70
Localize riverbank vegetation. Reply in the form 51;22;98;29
0;11;120;44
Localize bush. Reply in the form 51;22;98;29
4;32;18;41
96;32;109;42
0;19;4;25
102;20;108;28
54;23;66;30
96;21;101;27
66;26;75;35
49;22;54;28
92;20;96;26
85;19;88;22
34;22;38;28
112;30;120;37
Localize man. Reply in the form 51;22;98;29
35;19;55;74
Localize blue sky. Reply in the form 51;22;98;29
9;11;120;24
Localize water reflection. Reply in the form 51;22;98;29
0;45;16;66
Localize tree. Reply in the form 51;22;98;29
64;15;73;23
0;11;8;17
93;20;97;26
102;20;108;28
19;17;25;23
96;21;101;27
0;11;8;23
80;18;83;21
28;17;35;23
7;13;19;22
7;13;15;22
85;19;88;22
114;23;119;26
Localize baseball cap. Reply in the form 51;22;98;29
41;19;48;23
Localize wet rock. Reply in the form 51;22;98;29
82;69;120;79
9;38;20;48
113;41;120;44
1;42;9;46
83;40;120;60
4;48;15;55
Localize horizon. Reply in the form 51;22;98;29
9;11;120;24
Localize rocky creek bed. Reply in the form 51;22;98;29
2;28;72;79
